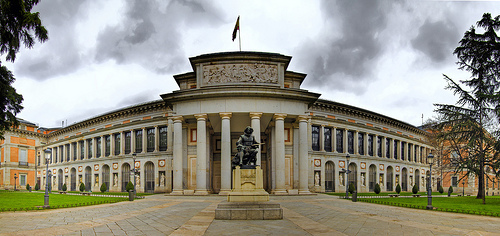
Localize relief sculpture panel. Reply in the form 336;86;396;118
202;63;278;85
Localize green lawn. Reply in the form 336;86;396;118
0;190;129;211
325;191;454;197
357;195;500;216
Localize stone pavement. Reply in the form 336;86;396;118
1;194;500;236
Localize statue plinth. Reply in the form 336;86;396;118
228;166;269;202
215;166;282;220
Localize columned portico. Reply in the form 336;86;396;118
298;115;311;194
171;116;184;195
194;114;209;195
273;113;287;195
219;112;232;195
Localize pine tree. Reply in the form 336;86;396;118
435;13;500;204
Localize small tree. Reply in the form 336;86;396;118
62;183;67;192
395;184;401;194
438;185;444;194
79;183;85;192
100;183;107;193
448;186;454;196
374;183;381;194
348;182;355;194
26;183;30;191
412;184;419;194
126;182;134;192
35;182;40;191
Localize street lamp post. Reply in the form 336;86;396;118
426;153;434;210
14;173;17;191
344;154;351;199
462;179;465;196
132;153;137;199
44;148;52;208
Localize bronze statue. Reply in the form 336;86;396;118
232;126;259;168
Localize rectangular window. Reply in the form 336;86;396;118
368;135;373;156
135;130;143;153
104;135;110;157
79;141;84;160
159;127;167;151
401;142;405;161
72;143;77;161
311;126;320;151
147;128;155;152
20;174;26;186
386;138;390;158
324;127;332;152
96;137;101;158
393;140;398;160
377;136;382;157
19;149;27;166
87;139;93;159
114;133;121;155
408;144;412;162
125;131;131;154
66;144;70;162
414;145;418;162
347;131;354;154
358;133;364;155
60;146;64;162
336;129;344;153
452;176;458;187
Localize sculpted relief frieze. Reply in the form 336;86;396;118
202;63;278;85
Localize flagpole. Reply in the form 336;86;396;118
238;18;241;51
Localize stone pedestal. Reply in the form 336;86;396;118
215;166;283;220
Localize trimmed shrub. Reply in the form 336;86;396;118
348;182;355;194
126;182;134;192
79;183;85;192
26;184;30;191
62;183;67;192
100;183;107;193
438;185;444;194
412;184;418;194
35;182;40;191
395;184;401;194
448;186;453;196
374;183;381;194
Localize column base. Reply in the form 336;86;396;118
218;190;231;196
299;189;315;195
170;189;184;195
194;189;209;195
272;189;288;195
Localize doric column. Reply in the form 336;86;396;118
142;127;147;153
403;142;408;161
194;114;208;195
343;129;348;154
274;113;287;194
354;130;359;154
374;134;378;157
319;125;325;151
84;140;88;159
154;126;159;152
298;115;311;194
250;112;262;165
219;112;232;195
167;118;174;152
172;116;184;195
120;131;125;155
130;130;136;154
100;135;105;157
382;137;387;158
110;134;115;156
76;141;81;160
69;143;74;161
332;127;337;153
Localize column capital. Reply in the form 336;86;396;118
273;113;287;120
194;113;208;120
297;115;310;122
219;112;232;119
249;112;263;119
172;116;183;123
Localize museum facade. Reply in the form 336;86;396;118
1;51;436;194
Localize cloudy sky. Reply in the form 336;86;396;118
4;0;500;128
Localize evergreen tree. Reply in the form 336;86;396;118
434;13;500;204
100;183;107;193
79;183;85;192
374;183;381;194
0;0;48;139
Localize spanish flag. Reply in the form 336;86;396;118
232;16;239;41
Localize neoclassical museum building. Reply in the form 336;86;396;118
0;51;435;194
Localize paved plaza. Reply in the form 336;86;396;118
1;194;499;236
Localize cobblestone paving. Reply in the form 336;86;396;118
1;194;500;235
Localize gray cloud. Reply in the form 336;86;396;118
411;19;459;64
297;0;396;93
14;0;90;81
94;0;224;74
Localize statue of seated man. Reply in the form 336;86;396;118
232;126;259;168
